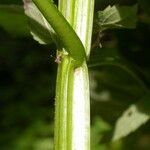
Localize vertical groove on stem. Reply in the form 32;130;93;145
59;0;95;57
72;0;95;57
55;0;95;149
55;56;69;149
58;0;75;25
72;64;90;150
55;55;76;150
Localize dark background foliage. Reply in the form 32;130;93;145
0;0;150;149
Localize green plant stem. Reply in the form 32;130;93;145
55;57;90;150
55;55;74;149
32;0;86;65
59;0;95;57
54;0;95;149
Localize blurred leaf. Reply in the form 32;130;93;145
0;5;29;37
33;138;53;150
23;0;57;45
15;121;54;150
95;5;138;31
91;117;111;150
88;48;148;93
89;48;120;65
113;93;150;141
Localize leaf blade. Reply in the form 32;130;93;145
0;5;29;37
95;5;138;31
23;0;56;44
113;94;150;141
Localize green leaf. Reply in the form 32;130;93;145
23;0;56;45
91;117;111;150
89;48;120;66
88;48;149;93
32;0;86;65
95;5;138;31
113;94;150;141
0;5;29;37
